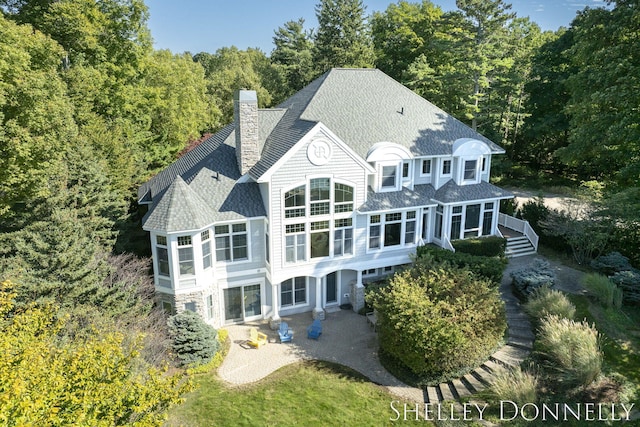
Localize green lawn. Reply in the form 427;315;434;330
165;360;428;427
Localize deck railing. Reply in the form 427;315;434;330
498;213;539;251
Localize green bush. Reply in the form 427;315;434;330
523;286;575;323
510;258;556;298
369;256;506;385
416;245;508;285
590;252;632;276
451;236;507;257
485;366;538;406
582;273;623;309
516;196;549;234
537;316;602;388
167;310;220;367
610;269;640;304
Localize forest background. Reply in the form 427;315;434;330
0;0;638;423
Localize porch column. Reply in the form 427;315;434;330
351;270;365;313
312;276;325;320
271;283;280;321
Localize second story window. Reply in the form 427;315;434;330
369;211;418;250
201;230;212;270
285;223;306;263
177;235;194;276
334;183;353;213
215;223;248;262
156;235;169;277
334;218;353;256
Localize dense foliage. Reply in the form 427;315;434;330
451;235;506;257
416;245;508;285
523;286;576;325
168;311;221;367
368;256;506;384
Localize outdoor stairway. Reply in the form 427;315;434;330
423;283;534;405
504;235;537;258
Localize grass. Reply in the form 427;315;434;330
165;360;428;426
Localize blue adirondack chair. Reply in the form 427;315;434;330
307;318;322;339
278;321;293;343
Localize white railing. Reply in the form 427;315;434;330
498;213;539;251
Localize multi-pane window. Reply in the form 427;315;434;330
202;230;212;270
464;160;477;181
442;159;452;175
381;165;397;188
422;159;432;175
483;202;494;236
215;223;248;262
285;185;305;218
369;212;417;250
285;224;306;263
156;235;169;277
334;218;353;256
177;235;194;276
481;156;487;172
384;212;402;247
265;224;270;264
464;204;481;238
369;215;381;249
281;277;306;307
450;206;463;241
310;221;330;258
310;178;331;216
207;294;214;319
405;211;416;244
334;183;353;213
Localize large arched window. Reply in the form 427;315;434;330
284;185;305;218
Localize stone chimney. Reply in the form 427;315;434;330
234;90;259;175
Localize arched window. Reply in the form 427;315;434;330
284;185;305;218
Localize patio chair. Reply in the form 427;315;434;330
278;321;293;343
248;327;268;348
307;318;322;340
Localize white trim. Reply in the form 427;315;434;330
366;141;413;162
257;123;375;183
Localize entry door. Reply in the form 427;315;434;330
325;272;338;305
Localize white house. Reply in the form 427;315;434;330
138;68;534;327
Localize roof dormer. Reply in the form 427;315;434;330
452;138;491;185
366;142;413;192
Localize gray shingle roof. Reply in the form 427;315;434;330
143;176;217;232
358;185;437;213
249;68;504;180
433;180;513;204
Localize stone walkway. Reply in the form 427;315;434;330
218;255;584;404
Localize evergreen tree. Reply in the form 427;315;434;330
313;0;375;72
271;18;316;94
167;310;220;367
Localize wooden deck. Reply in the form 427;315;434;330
499;224;524;239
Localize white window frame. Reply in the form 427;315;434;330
177;235;195;277
420;159;432;177
378;162;400;192
367;211;418;252
463;159;479;183
334;218;353;257
441;159;452;177
214;223;249;263
280;277;308;308
201;230;212;270
285;223;306;263
156;235;170;277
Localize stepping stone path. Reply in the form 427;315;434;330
422;280;534;404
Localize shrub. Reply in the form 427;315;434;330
451;236;507;257
517;195;549;234
582;273;623;309
369;256;506;384
537;316;602;388
523;286;575;323
590;252;632;276
486;366;538;406
510;259;556;298
610;269;640;304
167;310;220;367
416;246;508;285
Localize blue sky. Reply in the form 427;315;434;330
146;0;607;55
